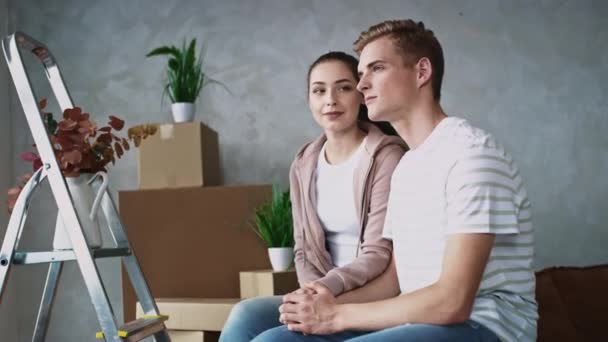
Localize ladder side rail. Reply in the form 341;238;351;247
3;33;122;341
31;262;62;342
96;186;127;248
9;31;75;110
0;168;45;298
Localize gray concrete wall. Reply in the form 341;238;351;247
0;0;18;340
3;1;607;341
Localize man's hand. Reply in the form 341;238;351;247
279;282;341;335
283;283;317;300
7;173;32;214
279;283;319;328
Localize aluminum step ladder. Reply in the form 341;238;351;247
0;31;171;342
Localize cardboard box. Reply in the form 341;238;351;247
137;122;221;189
240;269;299;299
136;298;238;331
120;185;272;322
168;330;219;342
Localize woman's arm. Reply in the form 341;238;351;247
289;161;324;285
315;145;404;295
335;254;400;304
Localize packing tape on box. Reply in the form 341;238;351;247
160;124;175;140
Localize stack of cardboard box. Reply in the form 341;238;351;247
120;121;299;341
135;269;298;341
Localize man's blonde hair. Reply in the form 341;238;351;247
354;19;444;101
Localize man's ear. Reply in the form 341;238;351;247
415;57;433;88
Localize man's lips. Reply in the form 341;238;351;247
365;96;377;104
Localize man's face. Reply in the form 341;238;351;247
357;36;418;122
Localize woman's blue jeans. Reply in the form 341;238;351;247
219;296;283;342
219;296;500;342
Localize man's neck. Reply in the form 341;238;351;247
391;101;447;150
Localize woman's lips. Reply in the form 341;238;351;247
323;111;344;119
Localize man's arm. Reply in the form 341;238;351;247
280;233;494;334
336;233;494;331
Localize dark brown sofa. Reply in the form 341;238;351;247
536;264;608;341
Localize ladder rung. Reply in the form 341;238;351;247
12;248;131;265
96;316;167;341
93;247;131;258
13;251;75;264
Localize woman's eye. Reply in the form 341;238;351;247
312;88;325;95
338;85;353;92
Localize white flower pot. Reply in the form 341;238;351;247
171;102;195;123
52;172;108;250
268;247;294;272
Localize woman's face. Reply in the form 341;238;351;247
308;60;363;134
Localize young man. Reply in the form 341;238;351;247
268;19;538;342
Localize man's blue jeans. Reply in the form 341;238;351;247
219;296;500;342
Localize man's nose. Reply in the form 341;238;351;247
357;74;370;93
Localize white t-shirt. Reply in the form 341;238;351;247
315;138;367;267
384;117;537;342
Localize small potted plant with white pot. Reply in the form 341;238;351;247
146;38;207;123
252;185;294;272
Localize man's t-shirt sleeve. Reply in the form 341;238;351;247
446;148;523;235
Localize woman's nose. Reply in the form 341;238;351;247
325;89;337;106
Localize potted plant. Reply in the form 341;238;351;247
20;99;148;250
252;185;294;272
146;38;207;123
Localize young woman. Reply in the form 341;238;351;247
219;52;406;342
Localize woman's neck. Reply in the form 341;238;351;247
323;126;366;165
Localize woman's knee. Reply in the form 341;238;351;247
229;296;280;319
252;326;303;342
220;296;283;342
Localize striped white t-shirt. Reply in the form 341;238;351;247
383;117;538;341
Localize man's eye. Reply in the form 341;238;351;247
373;65;384;72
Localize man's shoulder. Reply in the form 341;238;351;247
442;117;513;164
444;117;495;148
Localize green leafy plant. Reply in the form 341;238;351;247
146;38;207;103
252;185;294;248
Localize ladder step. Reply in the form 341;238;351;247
12;247;131;265
95;316;168;341
93;247;132;259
